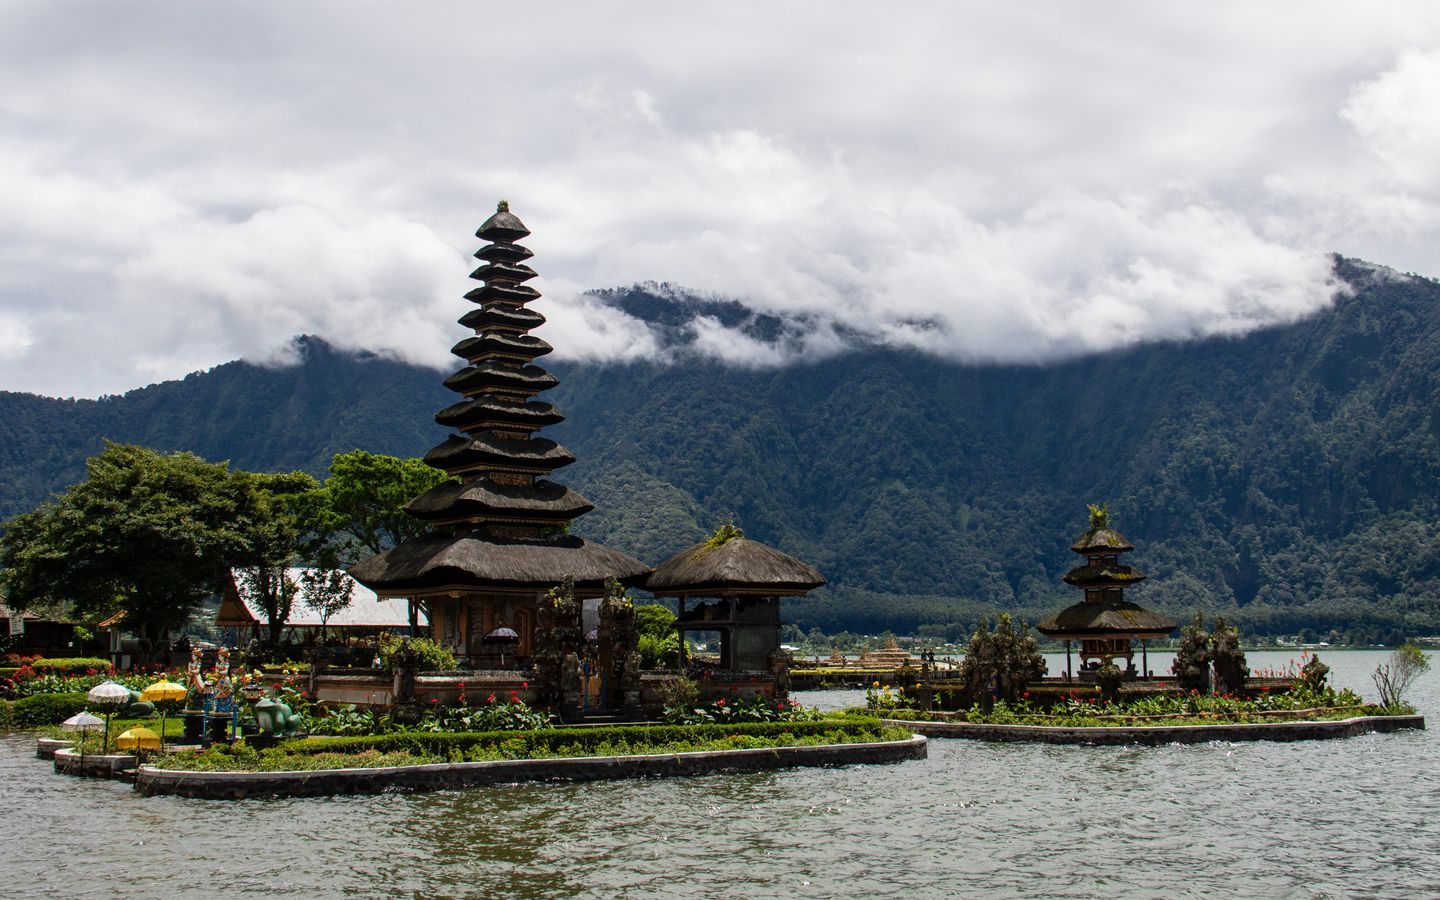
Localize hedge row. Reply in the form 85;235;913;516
0;668;18;679
284;718;893;757
0;692;90;728
30;658;113;675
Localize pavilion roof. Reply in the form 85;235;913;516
644;535;826;596
1070;527;1134;554
1036;598;1175;639
349;529;648;594
1062;562;1147;587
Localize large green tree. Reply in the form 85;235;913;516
308;450;452;565
0;443;315;662
232;470;322;652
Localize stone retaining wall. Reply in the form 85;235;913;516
53;748;139;777
36;738;72;759
883;714;1424;745
135;735;927;799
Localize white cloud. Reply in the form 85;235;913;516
0;2;1439;394
1343;49;1440;196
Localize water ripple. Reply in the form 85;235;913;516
4;651;1440;898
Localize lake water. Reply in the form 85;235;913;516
2;650;1437;898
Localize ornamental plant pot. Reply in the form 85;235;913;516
181;711;206;743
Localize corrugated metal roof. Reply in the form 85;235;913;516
219;568;426;628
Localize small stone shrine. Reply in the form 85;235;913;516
1036;506;1175;680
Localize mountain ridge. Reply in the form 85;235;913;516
2;257;1438;642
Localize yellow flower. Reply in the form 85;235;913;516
873;681;881;688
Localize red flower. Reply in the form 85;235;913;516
511;694;519;703
487;693;496;703
776;702;785;711
716;698;726;706
521;681;529;688
1022;691;1030;699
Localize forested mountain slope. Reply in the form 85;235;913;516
2;258;1438;641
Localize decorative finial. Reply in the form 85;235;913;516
497;199;510;213
1087;503;1109;529
704;522;744;550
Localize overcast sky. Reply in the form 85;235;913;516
3;2;1440;397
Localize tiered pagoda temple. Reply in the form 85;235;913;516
349;202;648;667
1036;506;1175;681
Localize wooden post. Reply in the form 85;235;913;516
677;596;687;668
1142;639;1149;679
1065;640;1072;683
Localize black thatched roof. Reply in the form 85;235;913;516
476;202;530;242
471;261;538;284
464;282;542;305
644;536;826;596
458;306;546;332
449;333;553;361
474;241;533;263
433;397;565;432
442;363;559;395
1062;563;1147;587
405;478;594;522
1036;599;1175;638
423;433;575;472
349;529;648;593
1071;526;1134;554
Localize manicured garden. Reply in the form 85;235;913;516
4;651;909;785
859;644;1430;730
148;718;910;772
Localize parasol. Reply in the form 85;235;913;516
115;727;161;751
87;681;131;752
141;680;188;749
61;712;104;761
485;626;520;666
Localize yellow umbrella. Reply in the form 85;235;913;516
115;727;161;751
140;681;187;703
141;680;188;750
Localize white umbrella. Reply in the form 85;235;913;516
61;711;104;761
61;712;104;730
87;681;132;752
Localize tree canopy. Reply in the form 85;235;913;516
0;443;316;659
307;449;453;565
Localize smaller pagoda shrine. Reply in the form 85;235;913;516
644;525;825;698
1037;506;1175;681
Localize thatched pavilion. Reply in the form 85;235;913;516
1036;507;1174;680
349;202;648;669
644;525;825;697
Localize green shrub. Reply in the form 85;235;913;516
30;658;113;676
377;635;456;672
0;668;19;679
155;718;910;771
0;701;12;728
282;718;892;758
10;692;89;726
